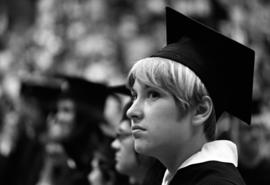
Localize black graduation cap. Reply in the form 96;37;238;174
20;75;62;110
52;74;110;112
152;7;255;124
53;74;131;112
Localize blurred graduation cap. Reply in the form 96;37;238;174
53;74;109;111
152;7;255;124
20;75;62;110
21;72;130;111
52;74;131;111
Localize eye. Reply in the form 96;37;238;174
147;90;160;100
131;91;137;101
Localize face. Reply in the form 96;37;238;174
126;79;193;159
48;98;76;140
111;120;138;175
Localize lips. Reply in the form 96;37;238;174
131;125;146;132
131;125;146;137
115;153;120;162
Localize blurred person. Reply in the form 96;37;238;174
36;74;113;185
88;137;129;185
39;74;131;185
126;7;254;185
0;93;23;184
234;121;270;185
0;75;61;185
111;101;165;185
88;84;133;185
229;98;270;185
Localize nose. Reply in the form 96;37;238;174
126;101;143;123
111;139;120;150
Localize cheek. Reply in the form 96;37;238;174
121;140;137;162
141;102;187;151
146;102;179;133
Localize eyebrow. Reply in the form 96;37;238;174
145;84;164;92
131;81;161;96
132;83;150;91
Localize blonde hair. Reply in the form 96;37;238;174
127;57;216;140
128;57;208;110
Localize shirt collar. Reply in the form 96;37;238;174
161;140;238;185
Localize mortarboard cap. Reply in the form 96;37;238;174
52;74;131;111
52;74;110;112
152;7;255;124
20;75;62;110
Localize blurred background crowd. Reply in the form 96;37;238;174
0;0;269;185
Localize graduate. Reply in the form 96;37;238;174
39;74;126;185
126;7;255;185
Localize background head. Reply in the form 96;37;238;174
47;74;109;143
43;73;113;173
111;101;137;175
111;100;156;183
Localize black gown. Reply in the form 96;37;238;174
169;161;246;185
238;159;270;185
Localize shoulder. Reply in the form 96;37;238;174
170;161;246;185
198;176;243;185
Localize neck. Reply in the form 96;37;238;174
129;165;148;185
161;133;208;174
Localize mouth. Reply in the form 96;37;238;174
131;125;146;137
131;125;146;131
115;153;121;161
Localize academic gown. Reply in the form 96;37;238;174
169;161;246;185
162;140;246;185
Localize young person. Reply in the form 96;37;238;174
126;7;255;185
36;74;111;185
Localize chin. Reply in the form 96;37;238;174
116;165;125;174
134;141;152;156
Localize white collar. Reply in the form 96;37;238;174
161;140;238;185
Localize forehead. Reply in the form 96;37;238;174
131;79;146;90
131;79;167;94
127;58;167;88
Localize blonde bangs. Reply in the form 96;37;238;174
127;57;208;110
127;57;172;89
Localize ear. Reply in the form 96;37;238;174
192;96;213;126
